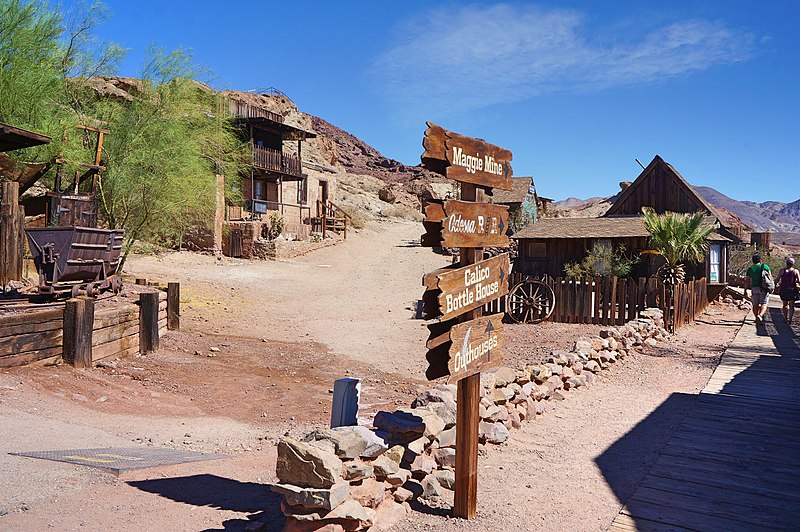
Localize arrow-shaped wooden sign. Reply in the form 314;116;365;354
421;200;509;249
421;122;513;191
422;253;510;321
425;312;505;382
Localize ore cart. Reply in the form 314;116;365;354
25;226;124;297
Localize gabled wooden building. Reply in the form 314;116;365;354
513;156;740;296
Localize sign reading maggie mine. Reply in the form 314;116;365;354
422;253;510;321
421;122;513;191
425;313;505;382
421;200;509;248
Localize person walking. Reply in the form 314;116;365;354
776;257;800;324
746;253;771;324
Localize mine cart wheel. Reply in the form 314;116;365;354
71;284;82;298
86;283;101;298
506;279;555;324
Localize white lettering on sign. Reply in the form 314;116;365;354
451;146;483;174
446;213;500;235
484;155;503;176
447;213;476;234
464;263;491;287
453;331;499;374
445;279;500;315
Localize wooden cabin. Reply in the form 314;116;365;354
491;176;552;231
513;156;740;299
227;97;322;238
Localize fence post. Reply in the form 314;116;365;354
0;181;21;288
167;282;180;331
63;297;94;368
139;292;160;353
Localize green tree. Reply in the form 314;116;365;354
564;243;639;279
642;207;715;285
88;49;247;263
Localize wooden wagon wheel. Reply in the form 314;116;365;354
506;279;555;324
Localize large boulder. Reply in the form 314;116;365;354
277;438;343;489
303;426;386;460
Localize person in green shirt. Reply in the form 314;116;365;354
746;253;770;324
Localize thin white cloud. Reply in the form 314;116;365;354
372;4;756;115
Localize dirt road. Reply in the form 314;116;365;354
126;219;451;379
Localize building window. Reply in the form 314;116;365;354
709;244;721;282
526;241;546;258
297;177;308;205
254;180;264;200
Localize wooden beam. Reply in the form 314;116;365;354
63;297;94;368
139;292;160;354
167;282;180;331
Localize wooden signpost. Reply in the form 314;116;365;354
421;253;510;321
419;123;513;520
421;200;509;248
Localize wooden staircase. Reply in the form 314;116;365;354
315;200;350;239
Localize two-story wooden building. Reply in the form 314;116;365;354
226;97;320;234
513;156;741;298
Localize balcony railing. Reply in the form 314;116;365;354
227;99;283;123
252;145;302;177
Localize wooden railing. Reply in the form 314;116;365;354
252;145;302;177
249;199;311;223
314;200;350;239
484;274;709;332
227;99;283;123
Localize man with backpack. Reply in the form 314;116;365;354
746;253;773;324
776;257;800;324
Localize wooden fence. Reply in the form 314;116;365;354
485;273;709;332
0;290;170;368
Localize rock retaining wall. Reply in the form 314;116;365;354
272;309;669;531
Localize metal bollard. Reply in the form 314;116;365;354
330;377;361;428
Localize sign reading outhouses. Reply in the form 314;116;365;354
419;122;513;520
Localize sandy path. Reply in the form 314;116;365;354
126;219;450;379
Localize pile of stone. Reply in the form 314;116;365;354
272;309;669;531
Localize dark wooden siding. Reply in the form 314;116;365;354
608;162;710;216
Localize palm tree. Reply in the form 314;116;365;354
642;207;715;286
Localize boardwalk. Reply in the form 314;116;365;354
610;305;800;531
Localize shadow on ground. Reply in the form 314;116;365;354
128;474;284;531
597;306;800;530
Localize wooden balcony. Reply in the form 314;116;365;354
252;145;302;177
228;99;283;123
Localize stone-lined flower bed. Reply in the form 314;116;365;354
272;309;668;531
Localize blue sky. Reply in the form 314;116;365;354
87;0;799;203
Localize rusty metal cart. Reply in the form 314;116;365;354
25;226;124;297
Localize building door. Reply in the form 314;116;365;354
709;244;721;282
318;181;329;216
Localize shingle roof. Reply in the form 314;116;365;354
492;177;532;204
512;215;731;241
512;216;649;239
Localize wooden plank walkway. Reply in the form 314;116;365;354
610;306;800;531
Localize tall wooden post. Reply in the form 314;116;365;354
214;174;225;256
63;297;94;368
139;292;160;353
167;282;180;331
454;183;481;519
0;180;20;288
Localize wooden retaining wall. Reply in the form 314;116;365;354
0;291;168;368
